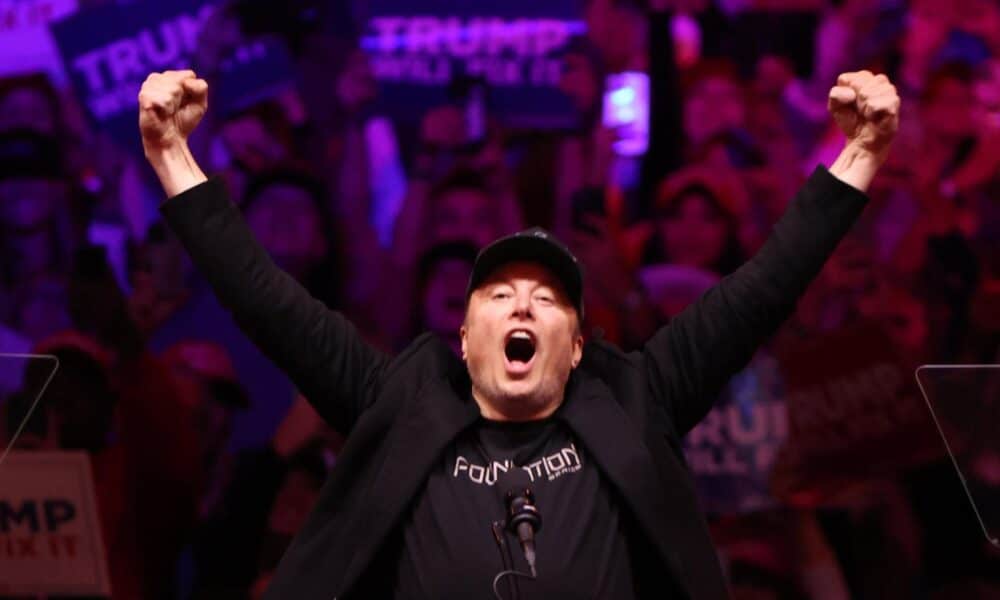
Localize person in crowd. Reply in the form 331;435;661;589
64;242;207;598
209;101;299;205
0;73;63;137
0;72;118;229
423;169;507;250
0;130;76;287
126;221;193;336
899;0;1000;96
188;394;338;599
242;168;340;306
140;216;301;456
385;166;521;347
584;0;649;74
641;167;749;276
0;129;80;343
408;242;478;355
683;60;756;165
7;326;200;599
9;333;116;453
161;339;252;516
393;125;523;267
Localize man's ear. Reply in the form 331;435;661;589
571;333;583;369
460;324;468;361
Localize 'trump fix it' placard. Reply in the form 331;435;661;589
0;451;110;596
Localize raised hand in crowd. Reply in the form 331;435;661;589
570;212;659;347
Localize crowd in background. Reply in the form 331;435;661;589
0;0;999;598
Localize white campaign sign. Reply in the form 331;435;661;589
0;451;110;596
0;0;78;83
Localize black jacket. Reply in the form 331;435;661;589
161;167;868;599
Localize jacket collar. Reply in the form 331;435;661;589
339;368;480;595
556;370;692;599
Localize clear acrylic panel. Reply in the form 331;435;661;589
916;364;1000;548
0;353;60;465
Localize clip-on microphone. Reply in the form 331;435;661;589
501;468;542;577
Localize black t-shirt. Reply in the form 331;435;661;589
392;416;641;599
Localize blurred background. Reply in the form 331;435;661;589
0;0;998;598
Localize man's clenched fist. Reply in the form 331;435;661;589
828;70;900;161
138;70;208;156
138;70;209;197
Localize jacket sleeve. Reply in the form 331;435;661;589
159;178;389;434
642;166;869;435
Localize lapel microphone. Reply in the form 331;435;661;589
500;467;542;577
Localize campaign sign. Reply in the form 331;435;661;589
0;451;110;596
771;323;943;504
49;0;213;150
0;0;78;83
50;0;296;152
211;35;297;119
364;0;585;129
683;352;788;515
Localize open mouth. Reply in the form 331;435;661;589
504;330;537;371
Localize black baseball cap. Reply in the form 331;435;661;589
466;227;585;318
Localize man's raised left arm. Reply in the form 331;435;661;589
644;71;900;434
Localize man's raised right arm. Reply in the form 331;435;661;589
139;70;388;434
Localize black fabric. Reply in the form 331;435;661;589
641;9;684;209
393;416;637;599
159;166;870;600
190;447;288;595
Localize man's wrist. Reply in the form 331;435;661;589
828;142;886;193
146;142;208;198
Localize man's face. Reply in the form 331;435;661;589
461;261;583;418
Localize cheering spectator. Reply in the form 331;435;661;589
408;242;478;354
0;74;63;136
161;339;252;516
641;166;750;276
0;130;80;342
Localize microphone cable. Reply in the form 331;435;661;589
492;569;536;600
